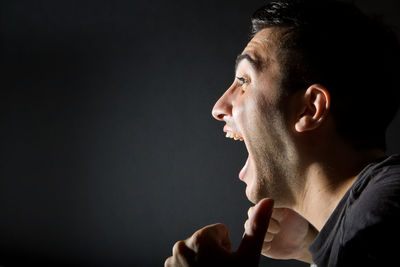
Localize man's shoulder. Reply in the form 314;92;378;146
333;155;400;266
350;154;400;200
344;154;400;237
310;155;400;266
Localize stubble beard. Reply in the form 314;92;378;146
248;112;297;207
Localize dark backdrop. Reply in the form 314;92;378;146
1;0;399;266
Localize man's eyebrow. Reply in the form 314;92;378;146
235;53;262;72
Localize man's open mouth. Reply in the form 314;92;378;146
224;130;249;181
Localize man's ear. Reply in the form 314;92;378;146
295;84;330;133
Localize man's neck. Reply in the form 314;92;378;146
292;148;385;231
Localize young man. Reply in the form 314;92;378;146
165;0;400;266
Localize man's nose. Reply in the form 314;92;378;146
211;87;234;121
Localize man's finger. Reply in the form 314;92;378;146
247;206;254;217
236;198;274;263
181;223;232;265
271;207;288;222
267;218;281;234
174;241;195;263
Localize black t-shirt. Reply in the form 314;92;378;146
309;154;400;267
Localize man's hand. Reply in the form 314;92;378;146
164;198;274;266
246;206;317;263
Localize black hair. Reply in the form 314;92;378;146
251;0;400;150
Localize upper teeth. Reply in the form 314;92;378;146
226;132;244;141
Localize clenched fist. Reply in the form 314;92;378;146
165;198;274;266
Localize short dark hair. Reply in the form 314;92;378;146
251;0;400;150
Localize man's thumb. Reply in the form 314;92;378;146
235;198;274;263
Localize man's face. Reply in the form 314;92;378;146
212;29;296;205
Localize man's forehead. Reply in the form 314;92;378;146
239;29;278;70
247;28;277;50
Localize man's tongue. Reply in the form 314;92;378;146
239;156;249;181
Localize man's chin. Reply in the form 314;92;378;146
245;185;259;204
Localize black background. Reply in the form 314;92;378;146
1;0;399;266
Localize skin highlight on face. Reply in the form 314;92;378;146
213;28;298;207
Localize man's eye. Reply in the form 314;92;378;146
236;76;249;86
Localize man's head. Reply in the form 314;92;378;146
212;0;400;205
250;0;400;150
